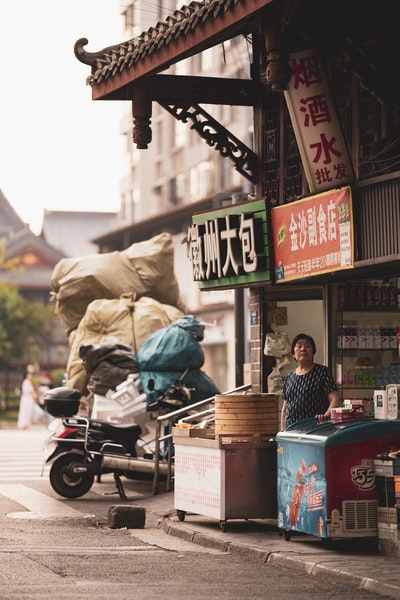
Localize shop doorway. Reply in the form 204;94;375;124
265;298;325;390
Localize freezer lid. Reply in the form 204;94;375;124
276;417;400;446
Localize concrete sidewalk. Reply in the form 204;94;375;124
127;485;400;600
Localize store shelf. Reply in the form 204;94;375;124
332;280;400;405
336;348;398;354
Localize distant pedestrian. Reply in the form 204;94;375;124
38;373;53;426
17;369;38;430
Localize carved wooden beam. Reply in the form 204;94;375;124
160;102;258;184
101;73;267;105
149;74;266;106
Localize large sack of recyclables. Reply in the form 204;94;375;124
67;294;184;394
51;232;187;334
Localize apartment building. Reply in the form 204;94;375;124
102;1;257;392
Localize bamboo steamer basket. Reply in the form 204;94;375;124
214;392;279;439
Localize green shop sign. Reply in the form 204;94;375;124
188;198;270;290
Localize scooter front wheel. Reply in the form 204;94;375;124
49;452;95;499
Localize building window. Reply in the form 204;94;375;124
174;119;187;149
189;161;214;201
169;173;185;205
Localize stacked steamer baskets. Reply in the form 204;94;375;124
214;392;280;441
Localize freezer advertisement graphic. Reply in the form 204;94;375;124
277;419;400;539
277;439;384;539
277;443;328;537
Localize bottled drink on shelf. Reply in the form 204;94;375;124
356;284;366;310
343;326;350;349
346;366;355;387
380;327;390;349
348;285;357;309
389;327;397;349
369;367;377;388
365;326;374;349
337;326;345;349
355;368;364;388
372;327;381;349
365;283;374;309
372;282;381;308
388;281;397;309
347;366;356;387
380;284;389;309
344;325;357;349
357;326;367;349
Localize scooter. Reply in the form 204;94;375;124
42;373;193;500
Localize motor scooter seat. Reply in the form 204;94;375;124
90;420;142;437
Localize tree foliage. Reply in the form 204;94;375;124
0;282;54;369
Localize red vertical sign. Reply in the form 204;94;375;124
284;49;355;193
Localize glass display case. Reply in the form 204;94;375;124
331;279;400;410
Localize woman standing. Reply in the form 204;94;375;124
17;370;38;430
280;333;339;431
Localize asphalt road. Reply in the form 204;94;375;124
0;426;391;600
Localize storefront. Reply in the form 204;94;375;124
73;0;400;557
77;0;400;397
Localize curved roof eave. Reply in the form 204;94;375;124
74;0;275;100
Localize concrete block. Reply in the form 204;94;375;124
108;505;146;529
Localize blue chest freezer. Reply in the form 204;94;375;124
276;417;400;540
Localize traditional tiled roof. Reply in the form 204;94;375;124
3;226;65;268
0;188;27;238
74;0;272;89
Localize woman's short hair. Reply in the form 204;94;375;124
291;333;316;355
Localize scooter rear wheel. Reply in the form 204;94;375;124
50;452;95;499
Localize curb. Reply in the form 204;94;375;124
159;516;400;600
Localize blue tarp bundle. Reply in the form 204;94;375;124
137;315;220;407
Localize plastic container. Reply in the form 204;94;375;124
44;387;81;417
374;385;400;420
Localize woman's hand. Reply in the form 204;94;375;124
315;413;330;424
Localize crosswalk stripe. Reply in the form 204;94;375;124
0;483;94;518
0;429;87;517
0;427;49;482
0;459;48;480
